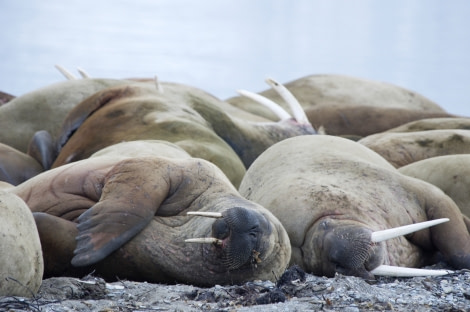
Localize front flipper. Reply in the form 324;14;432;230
71;158;172;266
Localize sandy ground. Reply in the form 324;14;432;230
1;263;469;311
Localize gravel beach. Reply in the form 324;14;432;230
2;263;469;312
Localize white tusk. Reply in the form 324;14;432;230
187;211;223;218
237;89;291;120
154;76;164;93
370;218;449;243
265;77;310;125
77;67;91;78
55;64;76;80
371;264;453;277
185;237;223;245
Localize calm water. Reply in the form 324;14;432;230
1;0;469;115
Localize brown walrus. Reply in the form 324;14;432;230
399;155;470;218
303;106;454;139
42;79;314;187
9;147;291;286
358;129;470;168
239;135;470;279
227;74;445;117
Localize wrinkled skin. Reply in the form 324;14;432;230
11;155;290;285
359;129;470;168
34;82;314;187
239;135;470;279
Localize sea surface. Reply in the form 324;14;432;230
1;0;469;115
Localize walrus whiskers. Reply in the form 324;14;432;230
371;265;453;277
265;77;310;125
184;237;223;245
186;211;223;218
237;89;292;120
370;218;449;243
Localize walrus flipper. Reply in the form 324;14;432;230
71;158;171;267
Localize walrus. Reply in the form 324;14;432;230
399;155;470;218
386;117;470;133
44;78;315;187
0;75;134;153
239;135;470;279
9;151;291;285
0;191;43;297
358;129;470;168
302;106;454;139
226;74;446;122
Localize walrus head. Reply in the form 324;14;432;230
307;217;451;279
190;207;271;270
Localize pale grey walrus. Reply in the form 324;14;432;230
0;191;43;297
358;129;470;168
399;155;470;218
239;135;470;279
9;145;290;286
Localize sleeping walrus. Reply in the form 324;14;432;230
8;142;291;286
38;78;314;187
239;135;470;279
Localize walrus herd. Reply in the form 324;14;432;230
1;67;470;297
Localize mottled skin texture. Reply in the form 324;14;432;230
44;82;314;187
11;155;290;286
239;135;470;279
399;155;470;219
226;74;446;122
358;129;470;168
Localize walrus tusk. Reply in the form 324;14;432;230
187;211;223;218
371;264;453;277
265;77;310;125
370;218;449;243
55;64;76;80
154;76;164;93
237;89;292;120
185;237;223;245
77;67;90;78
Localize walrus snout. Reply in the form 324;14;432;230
186;207;272;271
321;222;385;279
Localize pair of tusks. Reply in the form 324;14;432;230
54;64;165;92
186;213;453;277
237;78;311;126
